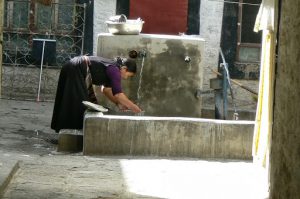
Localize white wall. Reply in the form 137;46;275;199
93;0;116;55
199;0;224;106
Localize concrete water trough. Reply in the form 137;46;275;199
81;33;255;160
83;112;254;160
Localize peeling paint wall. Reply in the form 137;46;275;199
270;1;300;198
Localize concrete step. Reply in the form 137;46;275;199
0;159;20;197
57;129;83;152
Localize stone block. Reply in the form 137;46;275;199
57;129;83;152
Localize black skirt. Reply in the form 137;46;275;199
51;56;88;133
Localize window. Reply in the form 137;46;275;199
5;1;29;30
3;0;85;66
236;0;262;63
56;0;75;31
4;0;76;33
36;2;52;30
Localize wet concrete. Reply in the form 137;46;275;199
0;99;57;155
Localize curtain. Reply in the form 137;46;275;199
252;0;277;168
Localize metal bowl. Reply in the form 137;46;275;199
106;20;144;35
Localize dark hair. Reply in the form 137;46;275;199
124;59;137;73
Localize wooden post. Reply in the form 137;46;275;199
0;0;4;97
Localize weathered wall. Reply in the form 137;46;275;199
84;113;254;159
97;33;205;117
95;0;224;92
270;1;300;198
199;0;224;105
93;0;116;54
199;0;232;110
1;66;59;100
95;1;257;115
0;0;4;96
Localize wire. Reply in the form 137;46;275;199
208;0;261;6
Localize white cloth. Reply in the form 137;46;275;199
254;0;275;32
252;0;277;169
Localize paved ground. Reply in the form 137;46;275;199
0;99;269;199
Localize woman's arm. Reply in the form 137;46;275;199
104;66;142;113
114;93;142;113
102;87;118;104
102;87;142;113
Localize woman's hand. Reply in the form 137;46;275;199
114;93;142;113
117;103;129;111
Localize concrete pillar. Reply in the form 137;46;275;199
199;0;224;105
200;0;224;69
93;0;116;55
270;0;300;198
0;0;4;97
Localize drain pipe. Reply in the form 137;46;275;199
219;48;239;120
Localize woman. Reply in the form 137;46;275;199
51;55;142;133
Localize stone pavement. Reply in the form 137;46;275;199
0;99;269;199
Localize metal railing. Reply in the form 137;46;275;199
1;0;86;101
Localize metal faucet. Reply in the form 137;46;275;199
184;56;191;63
138;50;147;58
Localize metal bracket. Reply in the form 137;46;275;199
194;89;214;99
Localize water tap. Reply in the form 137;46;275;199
138;50;147;58
233;112;239;120
129;50;138;58
184;56;191;63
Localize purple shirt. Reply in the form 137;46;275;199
106;65;122;95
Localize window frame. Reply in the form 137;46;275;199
5;0;30;31
236;0;262;63
4;0;76;34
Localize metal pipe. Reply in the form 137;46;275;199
219;48;239;119
37;40;45;102
222;63;228;120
